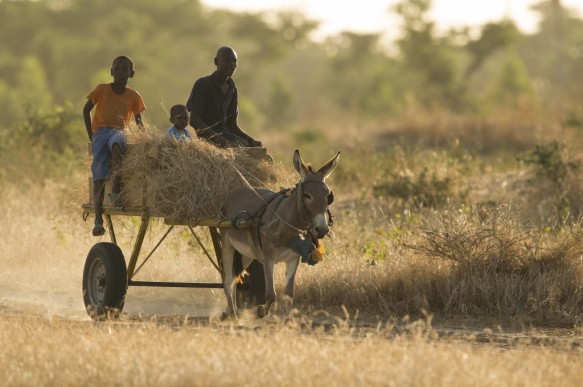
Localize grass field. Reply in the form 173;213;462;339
1;117;583;386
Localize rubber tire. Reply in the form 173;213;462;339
236;259;266;309
82;242;128;320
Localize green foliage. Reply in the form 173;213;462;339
465;21;520;79
15;103;84;154
265;76;295;124
292;127;327;145
518;141;575;185
362;239;389;263
394;0;458;107
323;32;401;118
0;0;581;128
373;167;452;210
489;54;533;104
371;146;469;210
523;0;583;104
516;141;581;229
0;0;583;185
1;104;85;184
274;11;320;48
237;97;264;135
362;211;420;265
563;109;583;128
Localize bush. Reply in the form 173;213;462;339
402;206;583;321
0;103;85;186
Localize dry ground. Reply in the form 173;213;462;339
1;173;582;386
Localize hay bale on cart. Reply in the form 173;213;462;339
114;132;284;221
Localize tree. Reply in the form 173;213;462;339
393;0;458;108
522;0;583;109
489;53;534;107
464;21;520;80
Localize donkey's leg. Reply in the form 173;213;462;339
257;258;276;318
221;236;238;319
283;257;300;316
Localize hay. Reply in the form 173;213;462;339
117;131;289;220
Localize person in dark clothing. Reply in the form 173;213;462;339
186;46;262;148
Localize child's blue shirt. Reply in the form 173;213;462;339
167;126;192;142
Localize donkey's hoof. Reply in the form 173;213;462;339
221;312;228;321
256;305;266;319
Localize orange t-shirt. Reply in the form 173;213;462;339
87;84;146;133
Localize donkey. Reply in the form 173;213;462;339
220;149;340;319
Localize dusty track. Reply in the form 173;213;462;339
1;283;582;355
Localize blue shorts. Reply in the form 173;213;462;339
91;128;126;181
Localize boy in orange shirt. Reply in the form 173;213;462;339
83;55;146;236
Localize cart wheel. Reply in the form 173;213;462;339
236;259;266;309
82;242;128;320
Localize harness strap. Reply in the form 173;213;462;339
234;188;290;261
246;228;264;263
247;194;275;260
261;194;293;245
230;188;290;229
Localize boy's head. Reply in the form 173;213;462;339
214;46;237;78
111;55;135;83
170;104;189;130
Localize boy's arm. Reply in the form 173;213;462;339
228;119;262;147
83;100;94;141
135;113;144;130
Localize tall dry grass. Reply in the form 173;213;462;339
0;314;581;387
289;203;583;325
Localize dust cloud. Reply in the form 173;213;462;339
0;181;226;320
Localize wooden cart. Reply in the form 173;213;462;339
81;203;266;320
81;145;266;320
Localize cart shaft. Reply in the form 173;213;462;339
128;280;223;288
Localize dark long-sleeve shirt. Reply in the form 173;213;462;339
186;71;255;147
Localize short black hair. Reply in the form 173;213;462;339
112;55;134;71
215;46;235;58
170;104;188;118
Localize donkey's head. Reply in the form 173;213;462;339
293;149;340;239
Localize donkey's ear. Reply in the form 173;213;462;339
293;149;307;179
317;151;340;179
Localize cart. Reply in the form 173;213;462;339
81;146;266;320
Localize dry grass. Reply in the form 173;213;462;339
0;313;582;387
402;207;583;321
2;120;583;385
117;131;290;220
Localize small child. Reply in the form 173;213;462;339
83;55;146;236
166;104;192;142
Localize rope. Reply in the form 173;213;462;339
225;160;305;235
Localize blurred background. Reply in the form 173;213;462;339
0;0;582;182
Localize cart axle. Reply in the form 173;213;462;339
128;280;223;288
